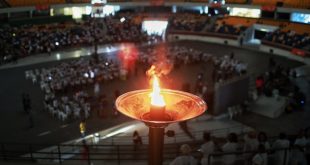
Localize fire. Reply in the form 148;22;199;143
150;75;165;107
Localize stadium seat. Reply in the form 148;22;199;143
6;0;89;6
225;0;247;4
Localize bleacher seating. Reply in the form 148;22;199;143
283;23;310;34
6;0;90;7
216;16;290;28
225;0;247;4
252;0;278;6
169;13;210;32
215;16;310;34
7;0;64;6
253;0;310;9
284;0;310;8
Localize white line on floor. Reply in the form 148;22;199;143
60;124;68;128
38;131;51;136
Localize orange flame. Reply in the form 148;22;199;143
150;75;165;107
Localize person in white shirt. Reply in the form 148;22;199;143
257;132;271;151
252;144;268;165
170;144;197;165
272;133;290;165
244;132;259;152
222;133;239;165
94;82;100;98
244;132;259;165
200;132;215;165
291;130;307;165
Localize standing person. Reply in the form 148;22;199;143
23;94;32;114
272;133;290;165
22;93;28;114
252;144;268;165
257;132;271;151
94;81;100;99
79;120;86;138
47;46;51;56
113;90;120;117
200;132;215;165
255;76;264;95
221;133;239;165
202;84;208;103
132;130;142;151
170;144;197;165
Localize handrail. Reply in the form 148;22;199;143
207;145;310;165
262;40;310;57
1;143;308;165
0;124;250;164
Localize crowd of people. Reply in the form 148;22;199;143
209;21;246;36
169;13;210;32
0;13;153;65
170;129;310;165
254;58;306;112
264;30;310;51
104;13;149;43
1;12;309;66
0;22;97;64
24;44;247;121
25;55;120;121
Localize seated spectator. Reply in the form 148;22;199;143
221;133;239;165
257;132;271;151
244;132;259;152
169;13;209;32
272;133;290;165
200;132;215;165
170;144;197;165
264;30;310;51
291;129;307;165
244;132;259;164
252;144;268;165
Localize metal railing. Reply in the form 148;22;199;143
0;125;250;164
0;143;188;165
207;145;310;165
1;142;308;165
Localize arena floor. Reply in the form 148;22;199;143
0;41;307;150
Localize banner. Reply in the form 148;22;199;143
291;48;306;57
261;5;276;12
35;5;50;11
